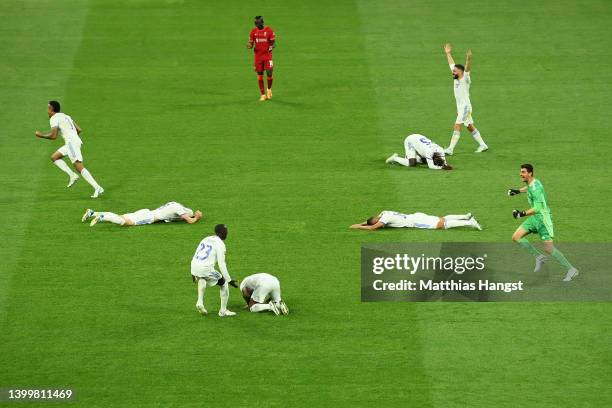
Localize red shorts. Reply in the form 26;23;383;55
254;57;273;72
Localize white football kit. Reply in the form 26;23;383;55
50;113;84;163
404;134;446;170
191;235;231;286
378;211;440;229
240;273;282;304
152;202;194;222
450;64;474;126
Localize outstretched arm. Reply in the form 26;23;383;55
465;48;473;72
349;221;384;231
35;127;59;140
181;210;203;224
444;43;455;67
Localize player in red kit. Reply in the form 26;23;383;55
247;16;275;101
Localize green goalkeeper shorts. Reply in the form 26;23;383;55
521;215;554;241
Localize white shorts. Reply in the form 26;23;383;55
409;212;441;229
191;262;222;286
455;105;474;126
57;141;83;163
243;275;281;303
124;209;155;226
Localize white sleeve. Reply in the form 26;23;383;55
378;212;391;225
216;246;231;281
174;204;188;217
449;64;455;72
49;115;59;128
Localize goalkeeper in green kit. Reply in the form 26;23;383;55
508;164;579;281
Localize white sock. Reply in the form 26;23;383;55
471;129;486;146
80;168;101;190
250;303;272;313
219;283;229;312
393;156;412;167
53;160;77;177
96;212;125;225
197;279;206;305
448;131;460;149
444;214;471;220
444;218;473;229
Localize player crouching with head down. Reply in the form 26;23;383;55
240;273;288;315
350;210;481;231
191;224;239;317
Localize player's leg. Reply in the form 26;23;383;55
89;211;127;226
72;160;104;198
265;65;273;99
388;139;416;166
444;123;462;155
195;277;208;315
442;214;481;230
217;279;235;317
51;149;80;187
512;224;548;272
467;122;488;153
444;213;472;220
542;240;579;281
255;62;266;100
270;278;288;315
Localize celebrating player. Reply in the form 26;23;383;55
191;224;237;317
82;201;202;226
442;43;488;155
247;16;275;101
385;133;452;170
509;164;579;281
240;273;289;315
35;101;104;198
350;211;481;231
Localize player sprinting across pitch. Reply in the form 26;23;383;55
191;224;237;317
247;15;275;101
82;201;202;226
443;43;488;155
35;101;104;198
240;273;289;315
385;134;452;170
350;211;481;231
509;164;579;281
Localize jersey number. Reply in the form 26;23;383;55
419;137;431;145
195;243;213;261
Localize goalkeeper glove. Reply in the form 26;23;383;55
512;210;527;219
508;189;521;196
228;279;239;288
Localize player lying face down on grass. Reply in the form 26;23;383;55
385;134;453;170
82;201;202;226
350;210;481;231
239;273;289;315
508;164;579;281
191;224;239;317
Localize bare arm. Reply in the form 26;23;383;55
35;127;59;140
465;48;473;72
268;39;275;52
444;43;455;66
73;121;82;135
349;221;385;231
181;210;202;224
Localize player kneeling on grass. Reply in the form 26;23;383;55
191;224;238;317
82;201;202;226
240;273;288;316
386;134;452;170
350;210;481;231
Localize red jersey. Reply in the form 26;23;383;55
249;26;275;59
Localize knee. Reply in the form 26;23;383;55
511;233;521;242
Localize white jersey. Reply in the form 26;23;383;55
191;235;230;280
404;134;445;170
378;211;440;229
50;112;82;145
239;273;282;303
450;64;471;109
152;201;193;222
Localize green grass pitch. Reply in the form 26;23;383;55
1;0;611;407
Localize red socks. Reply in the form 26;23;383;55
257;75;265;95
267;76;273;90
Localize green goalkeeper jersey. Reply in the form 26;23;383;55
527;178;554;231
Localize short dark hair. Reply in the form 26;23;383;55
454;64;465;72
521;163;534;174
366;216;378;226
49;100;61;113
255;15;263;21
215;224;228;240
432;153;445;167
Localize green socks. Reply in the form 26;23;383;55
518;238;543;257
551;248;573;270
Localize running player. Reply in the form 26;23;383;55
191;224;237;317
385;133;452;170
350;211;481;231
240;273;289;315
442;43;488;155
82;201;202;226
35;101;104;197
509;164;579;281
247;16;275;101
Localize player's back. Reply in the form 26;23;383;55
50;112;81;144
406;134;442;158
152;201;193;222
379;211;415;228
241;273;276;290
191;235;225;269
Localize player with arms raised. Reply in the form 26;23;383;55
35;101;104;198
443;43;488;155
247;16;275;101
385;133;452;170
509;164;579;281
